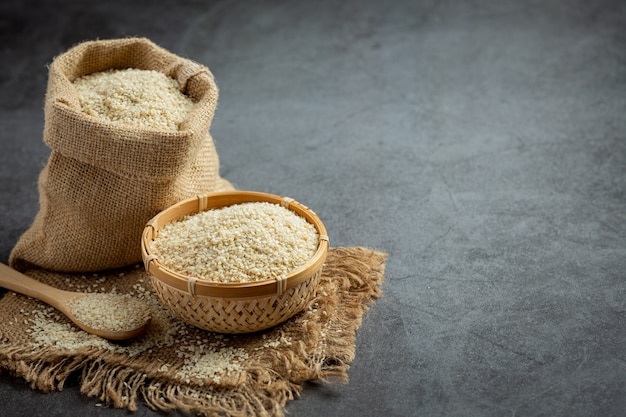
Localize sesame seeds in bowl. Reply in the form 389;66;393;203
151;201;319;284
141;191;329;334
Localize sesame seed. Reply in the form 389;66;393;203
73;68;195;131
68;293;150;332
152;202;319;283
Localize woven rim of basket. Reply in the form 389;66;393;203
141;191;329;299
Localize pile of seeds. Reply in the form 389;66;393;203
73;68;195;131
69;293;151;332
152;202;319;283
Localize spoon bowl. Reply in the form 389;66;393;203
0;263;151;340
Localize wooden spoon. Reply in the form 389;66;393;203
0;263;151;340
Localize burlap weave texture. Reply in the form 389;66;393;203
9;38;232;273
0;247;386;417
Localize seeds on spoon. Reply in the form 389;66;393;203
69;293;151;332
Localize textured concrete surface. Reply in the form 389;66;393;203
1;1;625;416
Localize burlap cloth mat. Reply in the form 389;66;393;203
0;247;385;416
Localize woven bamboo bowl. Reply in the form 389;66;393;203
141;191;329;334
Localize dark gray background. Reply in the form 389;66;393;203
1;0;625;416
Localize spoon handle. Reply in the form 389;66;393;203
0;263;70;312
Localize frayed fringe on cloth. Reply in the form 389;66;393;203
0;247;386;417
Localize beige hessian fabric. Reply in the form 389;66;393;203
9;38;233;273
0;247;386;417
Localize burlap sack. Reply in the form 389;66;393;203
9;38;233;273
